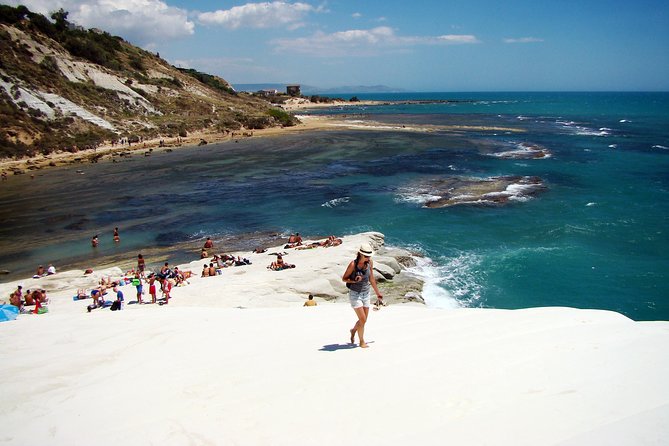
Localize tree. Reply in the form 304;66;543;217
51;8;69;32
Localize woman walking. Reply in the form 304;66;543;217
342;243;383;348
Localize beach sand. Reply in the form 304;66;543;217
1;233;668;445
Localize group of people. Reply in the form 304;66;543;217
8;285;49;313
19;231;386;350
293;235;343;250
200;237;253;277
33;264;56;278
91;227;121;248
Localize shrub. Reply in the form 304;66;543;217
268;108;297;127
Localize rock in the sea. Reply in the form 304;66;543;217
399;175;546;208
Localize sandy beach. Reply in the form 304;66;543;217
1;232;668;445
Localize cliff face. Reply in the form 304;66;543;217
0;6;295;158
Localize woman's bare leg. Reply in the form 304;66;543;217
352;306;368;347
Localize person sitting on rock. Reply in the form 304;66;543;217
268;254;295;271
284;233;303;248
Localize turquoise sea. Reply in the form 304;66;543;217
0;92;667;320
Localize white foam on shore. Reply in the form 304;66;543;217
407;253;483;309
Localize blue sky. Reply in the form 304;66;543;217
7;0;669;91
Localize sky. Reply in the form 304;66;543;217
5;0;669;91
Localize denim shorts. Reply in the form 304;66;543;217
349;289;371;309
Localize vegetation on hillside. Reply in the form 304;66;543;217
0;5;298;160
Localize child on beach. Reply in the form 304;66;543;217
149;276;157;304
132;274;143;304
161;278;172;305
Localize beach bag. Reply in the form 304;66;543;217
110;300;121;311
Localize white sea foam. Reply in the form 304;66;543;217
586;202;597;207
321;196;350;208
652;145;668;150
489;142;552;159
395;187;442;205
608;144;618;149
407;253;484;308
557;120;611;137
481;181;542;203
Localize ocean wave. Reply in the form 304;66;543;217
652;145;668;150
321;196;350;208
406;254;483;309
489;142;552;159
557;120;611;137
395;187;442;205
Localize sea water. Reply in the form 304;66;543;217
0;92;667;321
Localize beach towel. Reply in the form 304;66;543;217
0;304;19;322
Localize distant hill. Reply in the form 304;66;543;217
316;85;406;94
0;5;295;159
233;83;405;95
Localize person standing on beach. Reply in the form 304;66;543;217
137;254;146;278
149;276;157;304
161;278;172;304
132;274;143;304
342;243;383;348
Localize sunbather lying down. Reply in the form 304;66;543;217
295;235;343;249
267;254;295;271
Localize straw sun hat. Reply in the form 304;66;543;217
358;243;373;257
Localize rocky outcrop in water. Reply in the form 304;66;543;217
400;175;546;208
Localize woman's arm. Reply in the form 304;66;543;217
342;261;356;284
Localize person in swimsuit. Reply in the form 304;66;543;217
91;235;99;248
342;243;383;348
113;227;120;242
137;254;146;277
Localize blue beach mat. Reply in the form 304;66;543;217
0;304;19;322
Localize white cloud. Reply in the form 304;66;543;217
504;37;544;44
3;0;194;47
437;34;480;44
272;27;480;56
198;1;320;30
352;12;362;19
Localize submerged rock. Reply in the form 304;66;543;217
399;175;546;208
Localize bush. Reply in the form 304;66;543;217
39;55;59;73
0;5;29;24
268;108;297;127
